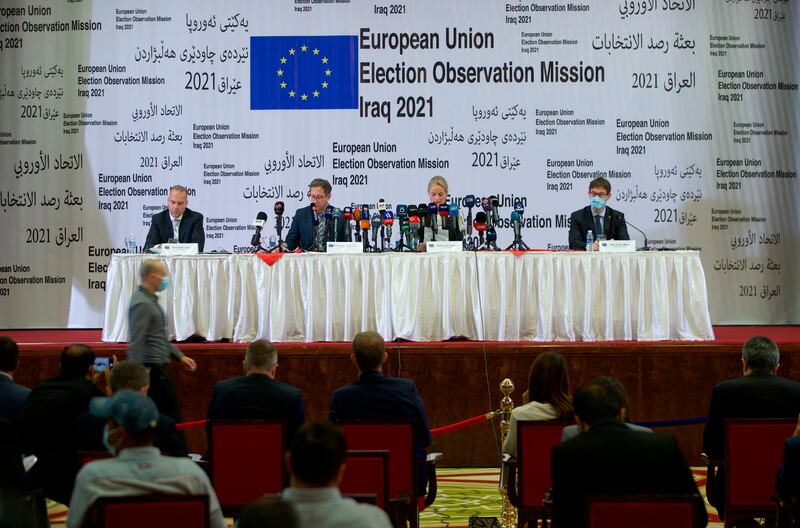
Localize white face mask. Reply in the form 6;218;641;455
102;424;120;455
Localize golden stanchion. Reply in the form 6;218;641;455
498;378;517;528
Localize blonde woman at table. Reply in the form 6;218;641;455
503;352;573;458
417;175;464;251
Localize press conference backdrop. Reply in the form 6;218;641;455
0;0;797;328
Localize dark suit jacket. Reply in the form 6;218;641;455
329;371;432;461
284;204;345;251
777;435;800;499
568;205;630;250
73;411;188;457
552;418;705;528
0;375;30;422
702;371;800;459
207;374;305;443
144;208;205;252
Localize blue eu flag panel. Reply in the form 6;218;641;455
250;35;358;110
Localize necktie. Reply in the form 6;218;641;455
173;218;180;240
315;212;326;251
594;215;603;237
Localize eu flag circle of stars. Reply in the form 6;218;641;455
276;44;332;102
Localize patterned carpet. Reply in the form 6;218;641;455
45;467;722;527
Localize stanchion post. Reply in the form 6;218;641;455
498;378;516;528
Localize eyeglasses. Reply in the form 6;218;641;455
589;191;608;198
309;194;328;200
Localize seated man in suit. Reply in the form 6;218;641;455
329;331;432;494
144;184;205;252
284;178;345;251
0;336;30;422
703;336;800;518
74;360;187;457
777;415;800;500
551;376;705;528
17;344;105;504
207;339;304;443
568;176;629;250
67;390;225;528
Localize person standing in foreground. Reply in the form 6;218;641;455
128;259;197;421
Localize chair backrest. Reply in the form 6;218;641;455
77;451;112;468
517;420;573;508
208;420;285;513
725;418;795;508
588;495;704;528
90;494;209;528
340;422;415;502
340;449;389;509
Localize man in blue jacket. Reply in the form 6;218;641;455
285;178;345;251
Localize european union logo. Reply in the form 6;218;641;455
250;35;358;110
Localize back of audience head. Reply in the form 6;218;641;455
237;497;298;528
0;336;19;373
742;335;779;374
245;339;278;376
59;344;95;379
109;360;150;394
526;351;573;418
92;390;159;452
352;331;385;373
573;376;627;428
289;421;347;487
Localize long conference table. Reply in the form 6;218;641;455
102;251;714;343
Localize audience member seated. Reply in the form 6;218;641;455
777;414;800;501
503;351;573;458
703;336;800;517
0;336;30;422
551;376;705;528
207;339;304;443
67;390;225;528
329;331;432;495
74;360;187;457
281;421;392;528
561;375;652;443
17;344;105;504
237;497;299;528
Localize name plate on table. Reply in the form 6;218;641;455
155;243;199;255
598;240;636;253
326;242;363;254
427;241;463;253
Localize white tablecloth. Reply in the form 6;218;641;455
102;251;714;343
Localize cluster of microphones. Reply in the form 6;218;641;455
250;195;531;252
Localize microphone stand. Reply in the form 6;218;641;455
620;216;650;250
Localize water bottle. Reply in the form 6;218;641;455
125;233;137;254
268;234;277;249
585;230;594;252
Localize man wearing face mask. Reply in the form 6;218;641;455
67;390;225;528
568;177;630;250
128;259;197;421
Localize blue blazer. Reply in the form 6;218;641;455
285;204;346;251
777;435;800;499
568;205;630;250
144;208;205;252
207;374;305;443
0;376;30;422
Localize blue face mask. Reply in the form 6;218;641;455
157;277;170;291
589;196;606;210
102;424;118;456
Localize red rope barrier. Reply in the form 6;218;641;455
431;412;495;437
175;419;207;431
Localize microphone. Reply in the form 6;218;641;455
473;211;487;246
481;197;493;229
370;212;381;247
463;194;476;237
325;205;334;241
409;215;421;247
274;201;285;232
490;195;501;226
311;204;319;226
331;208;342;242
377;199;387;212
353;207;362;242
427;202;439;238
616;213;650;250
417;203;428;227
448;202;461;233
382;210;394;248
513;198;524;215
408;204;418;218
360;204;370;222
360;205;371;244
343;207;353;242
510;211;522;239
438;203;450;233
396;204;408;219
251;211;267;247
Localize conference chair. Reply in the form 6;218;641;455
340;449;390;510
85;494;209;528
704;418;795;527
207;420;286;517
587;494;706;528
505;420;573;528
339;421;441;528
77;451;112;468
